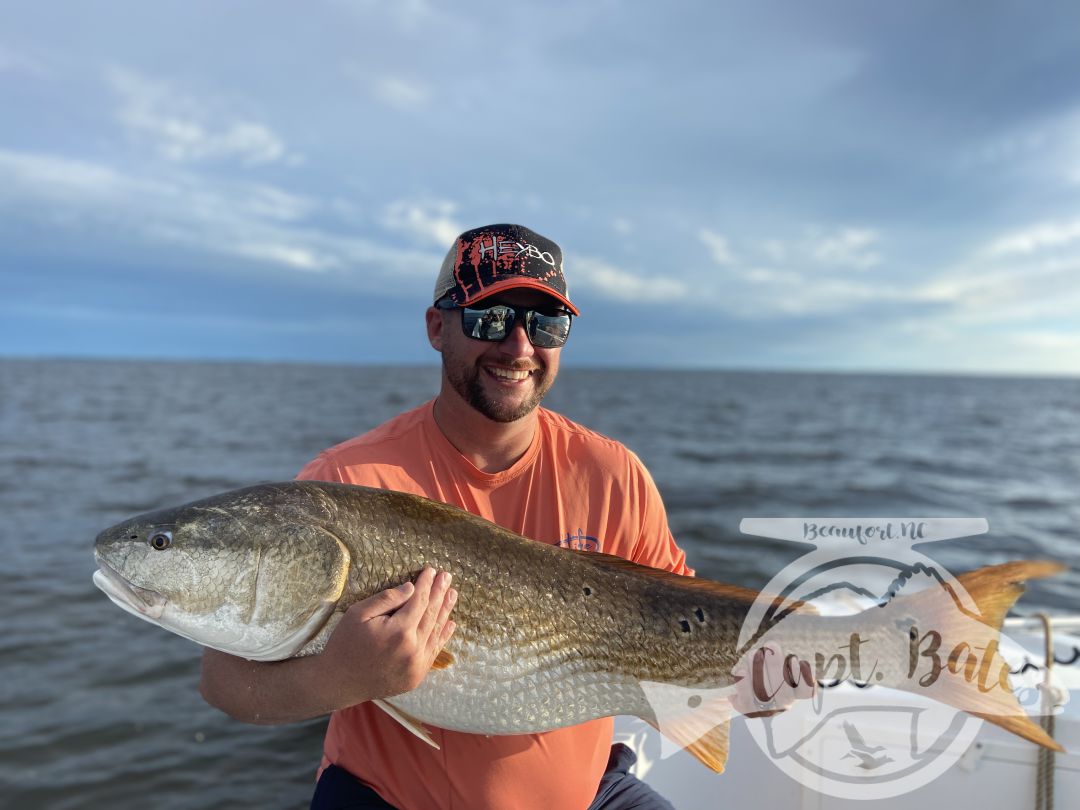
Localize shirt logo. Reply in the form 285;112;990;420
558;529;600;552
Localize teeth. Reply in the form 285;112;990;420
488;367;531;381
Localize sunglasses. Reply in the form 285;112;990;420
436;299;573;348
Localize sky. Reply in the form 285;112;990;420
2;0;1080;374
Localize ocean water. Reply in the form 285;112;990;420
2;358;1078;808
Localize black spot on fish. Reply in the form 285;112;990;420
679;619;691;634
694;607;706;623
688;695;702;708
583;587;592;596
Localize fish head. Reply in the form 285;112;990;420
93;487;351;661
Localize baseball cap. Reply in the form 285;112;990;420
432;224;579;316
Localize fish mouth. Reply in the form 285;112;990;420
93;561;168;620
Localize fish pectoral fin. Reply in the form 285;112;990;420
684;718;731;774
639;681;733;773
373;699;440;749
643;713;731;774
431;649;455;670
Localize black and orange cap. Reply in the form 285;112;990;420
432;224;579;315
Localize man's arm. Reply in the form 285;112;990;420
199;568;457;725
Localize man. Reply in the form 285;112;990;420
200;224;795;809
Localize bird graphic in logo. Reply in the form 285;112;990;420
840;721;894;770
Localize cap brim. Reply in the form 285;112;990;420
463;278;580;316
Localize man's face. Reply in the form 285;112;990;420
430;289;565;423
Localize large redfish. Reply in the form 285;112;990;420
92;482;1065;771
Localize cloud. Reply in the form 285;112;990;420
809;227;880;270
229;242;335;272
1013;331;1080;351
743;267;803;285
956;109;1080;193
960;128;1049;170
919;218;1080;319
760;239;787;263
673;225;897;316
982;217;1080;258
717;274;907;318
575;247;899;315
574;257;689;303
0;147;435;281
342;61;432;111
371;75;431;111
699;228;734;265
697;224;881;292
557;223;903;317
236;184;317;222
918;253;1080;323
107;67;290;166
380;199;462;247
0;148;160;202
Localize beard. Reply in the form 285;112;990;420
442;353;554;423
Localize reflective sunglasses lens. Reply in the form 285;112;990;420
461;306;513;341
526;312;571;348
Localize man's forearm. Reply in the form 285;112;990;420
200;649;348;725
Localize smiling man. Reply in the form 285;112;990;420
199;224;693;809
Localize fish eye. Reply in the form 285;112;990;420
148;531;173;551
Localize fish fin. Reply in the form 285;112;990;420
372;699;440;749
643;713;731;773
431;649;455;670
891;560;1066;752
952;561;1065;629
638;680;735;773
568;549;817;615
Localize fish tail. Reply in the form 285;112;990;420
894;560;1065;752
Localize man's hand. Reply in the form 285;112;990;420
319;567;458;705
200;567;458;724
731;642;815;717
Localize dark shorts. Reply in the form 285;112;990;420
310;743;676;810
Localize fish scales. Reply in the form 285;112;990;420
305;485;743;732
